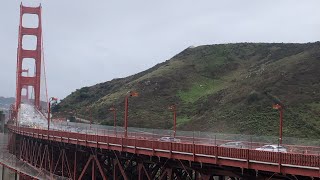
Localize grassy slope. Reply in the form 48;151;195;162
55;42;320;139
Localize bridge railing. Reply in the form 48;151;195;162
8;125;320;170
14;116;320;156
16;104;320;155
50;121;320;155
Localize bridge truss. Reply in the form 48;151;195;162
6;124;320;180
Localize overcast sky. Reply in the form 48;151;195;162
0;0;319;99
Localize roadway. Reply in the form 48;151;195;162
7;104;320;178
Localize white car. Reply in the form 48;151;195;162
220;142;248;149
255;145;287;153
158;137;181;143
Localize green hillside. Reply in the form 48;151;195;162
54;42;320;139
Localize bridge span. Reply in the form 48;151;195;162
6;123;320;179
3;3;320;180
4;104;320;179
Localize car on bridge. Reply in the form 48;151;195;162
158;136;181;143
255;145;287;152
220;141;248;149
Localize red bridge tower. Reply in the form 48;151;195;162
15;4;43;111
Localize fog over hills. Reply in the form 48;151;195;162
0;97;15;115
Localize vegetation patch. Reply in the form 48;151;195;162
55;42;320;139
176;116;192;127
177;78;224;103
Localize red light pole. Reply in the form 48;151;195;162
124;91;138;138
168;104;177;137
48;97;58;131
273;104;284;145
87;107;93;129
109;106;117;134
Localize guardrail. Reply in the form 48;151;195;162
47;121;320;155
8;125;320;177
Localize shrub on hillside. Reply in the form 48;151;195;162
247;91;261;104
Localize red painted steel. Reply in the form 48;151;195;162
273;104;284;144
124;94;129;138
124;91;138;138
138;163;152;180
73;151;77;180
279;107;283;145
15;4;43;111
8;125;320;178
168;104;177;137
21;69;29;101
77;155;107;180
109;106;117;134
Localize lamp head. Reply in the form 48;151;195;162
128;91;139;97
168;104;176;110
272;104;282;110
50;97;58;102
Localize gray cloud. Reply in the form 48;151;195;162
0;0;319;99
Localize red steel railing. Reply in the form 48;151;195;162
8;125;320;170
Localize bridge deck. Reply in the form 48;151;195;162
8;125;320;178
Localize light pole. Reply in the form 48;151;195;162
48;97;58;131
109;106;117;134
124;91;138;138
87;107;93;129
264;92;285;146
168;104;177;137
273;104;284;145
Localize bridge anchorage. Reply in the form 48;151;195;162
2;3;320;180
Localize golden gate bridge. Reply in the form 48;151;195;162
1;3;319;180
